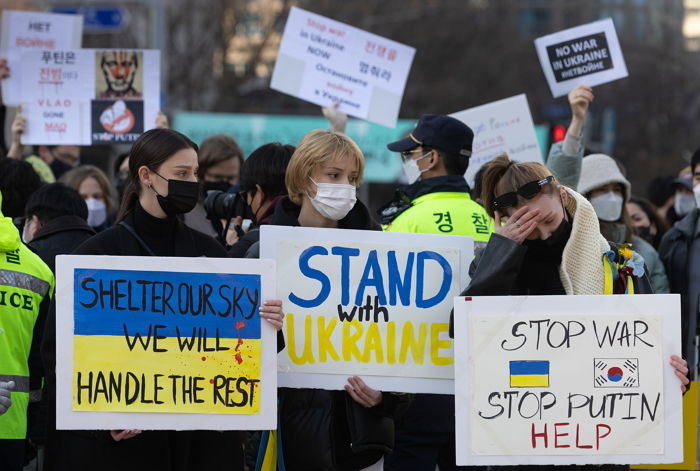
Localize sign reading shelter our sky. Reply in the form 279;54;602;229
271;7;415;128
55;255;277;430
453;295;683;466
535;18;628;98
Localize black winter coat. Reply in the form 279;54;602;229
268;197;410;471
28;214;95;273
41;204;243;471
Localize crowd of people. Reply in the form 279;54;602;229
0;49;697;471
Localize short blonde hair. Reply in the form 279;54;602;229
285;129;365;204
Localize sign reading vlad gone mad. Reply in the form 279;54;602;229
0;9;83;106
449;94;543;188
260;226;473;394
534;18;628;98
55;255;277;430
19;48;160;145
453;295;683;466
271;7;415;128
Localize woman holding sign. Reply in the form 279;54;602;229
260;129;409;471
42;129;284;471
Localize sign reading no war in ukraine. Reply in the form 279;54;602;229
260;226;473;394
453;295;683;466
55;255;277;430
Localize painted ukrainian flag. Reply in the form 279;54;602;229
509;360;550;387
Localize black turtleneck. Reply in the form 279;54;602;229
131;202;178;256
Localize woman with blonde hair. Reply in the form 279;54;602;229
59;164;115;231
265;129;409;471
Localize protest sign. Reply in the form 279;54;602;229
450;94;543;187
173;111;417;182
0;10;83;106
55;255;277;430
260;226;472;394
271;7;415;128
454;295;683;466
20;48;160;145
535;18;628;98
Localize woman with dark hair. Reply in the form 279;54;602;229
41;129;283;471
627;196;670;249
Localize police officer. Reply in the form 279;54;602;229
380;114;492;471
0;191;54;471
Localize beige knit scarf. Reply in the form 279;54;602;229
558;188;609;295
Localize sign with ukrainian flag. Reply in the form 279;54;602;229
453;295;683;466
55;255;277;430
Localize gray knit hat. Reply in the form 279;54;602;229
577;153;631;202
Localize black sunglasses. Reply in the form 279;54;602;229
493;176;554;209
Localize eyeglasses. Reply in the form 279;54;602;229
400;148;430;162
492;176;554;209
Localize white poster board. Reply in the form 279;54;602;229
450;94;543;187
535;18;628;98
260;226;473;394
454;294;683;466
271;7;415;128
0;10;83;106
20;48;160;145
55;255;277;430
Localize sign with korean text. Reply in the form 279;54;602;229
0;10;83;106
271;7;415;128
260;226;472;394
20;48;160;145
453;295;683;466
535;18;628;98
55;255;277;430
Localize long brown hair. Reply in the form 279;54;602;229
116;129;198;221
480;154;557;218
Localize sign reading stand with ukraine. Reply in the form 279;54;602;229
55;255;277;430
453;295;683;466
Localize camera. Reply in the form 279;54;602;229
203;190;248;220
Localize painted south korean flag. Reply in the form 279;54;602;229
593;358;639;388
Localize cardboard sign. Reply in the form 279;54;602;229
55;255;277;430
450;95;543;187
453;295;683;466
535;18;628;97
19;48;160;145
271;7;415;128
260;226;473;394
0;10;83;106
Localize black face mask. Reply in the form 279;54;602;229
524;216;572;260
202;181;231;194
50;158;75;179
635;225;655;245
151;171;200;216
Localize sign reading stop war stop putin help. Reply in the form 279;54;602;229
19;48;160;145
535;18;628;98
0;10;83;106
454;295;683;466
260;226;473;394
271;7;415;128
55;256;277;430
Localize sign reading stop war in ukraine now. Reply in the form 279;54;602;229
450;95;543;188
55;256;277;430
535;18;628;98
19;48;160;145
453;295;683;466
0;10;83;106
271;7;415;128
260;226;472;394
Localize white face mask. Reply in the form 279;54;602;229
694;184;700;209
402;152;430;184
22;217;36;244
308;179;357;221
86;198;107;227
675;191;697;217
590;191;624;222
